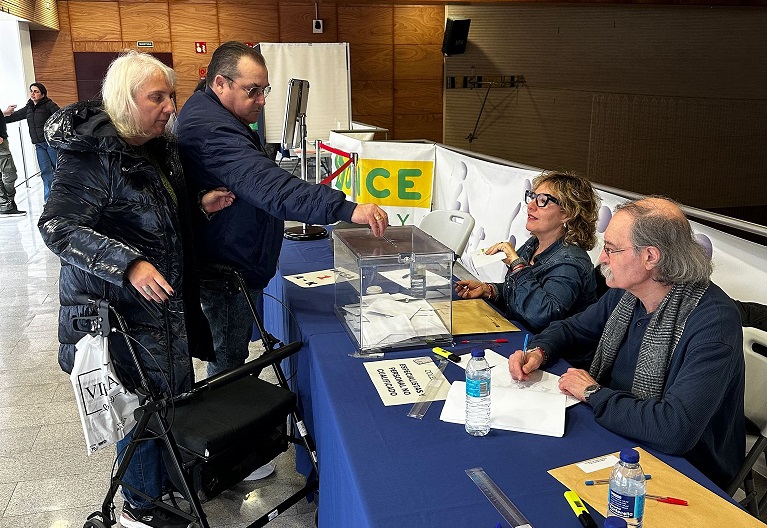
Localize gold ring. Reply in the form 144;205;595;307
375;215;382;220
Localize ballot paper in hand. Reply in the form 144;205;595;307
470;247;506;268
440;380;567;437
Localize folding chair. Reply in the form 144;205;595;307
725;326;767;518
418;210;475;257
79;266;318;528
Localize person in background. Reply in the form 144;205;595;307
0;110;25;216
39;51;233;528
4;83;60;203
455;171;600;332
177;41;389;379
509;197;744;489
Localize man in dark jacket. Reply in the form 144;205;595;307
0;111;25;216
178;41;389;378
4;82;60;202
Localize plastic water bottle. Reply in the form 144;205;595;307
465;348;491;436
607;448;646;528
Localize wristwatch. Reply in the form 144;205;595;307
583;383;602;404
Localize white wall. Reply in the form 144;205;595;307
0;20;39;183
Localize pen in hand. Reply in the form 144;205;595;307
522;333;529;365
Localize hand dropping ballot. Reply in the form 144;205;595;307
364;357;450;406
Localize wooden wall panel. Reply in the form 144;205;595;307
393;5;443;45
338;6;393;45
279;4;338;43
33;0;444;141
352;80;393;116
395;79;442;114
119;2;170;42
350;44;392;81
68;1;121;41
218;3;279;43
31;1;75;83
0;0;59;29
168;2;219;43
394;45;443;80
395;114;442;143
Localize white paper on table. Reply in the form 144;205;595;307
440;380;567;437
576;454;620;473
284;267;360;288
457;349;580;407
364;356;451;406
470;248;507;268
379;269;451;289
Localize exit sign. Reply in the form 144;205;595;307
136;41;154;48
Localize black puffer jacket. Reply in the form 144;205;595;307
39;101;212;395
6;96;60;144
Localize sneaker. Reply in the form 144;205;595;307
243;459;276;481
120;502;191;528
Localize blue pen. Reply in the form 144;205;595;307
522;333;529;364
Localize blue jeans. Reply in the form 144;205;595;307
200;281;264;378
35;142;57;202
116;431;165;509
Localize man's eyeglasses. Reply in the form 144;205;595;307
222;75;271;99
524;189;561;208
602;245;646;255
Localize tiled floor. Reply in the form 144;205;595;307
0;177;316;528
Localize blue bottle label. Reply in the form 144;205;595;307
466;378;489;398
608;489;645;519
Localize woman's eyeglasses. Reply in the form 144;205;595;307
222;75;271;99
524;189;561;208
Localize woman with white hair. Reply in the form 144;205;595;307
39;51;233;528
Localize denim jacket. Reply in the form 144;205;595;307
491;236;597;332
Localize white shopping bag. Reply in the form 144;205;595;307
70;333;139;454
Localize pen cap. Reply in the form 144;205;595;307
471;347;485;357
604;517;628;528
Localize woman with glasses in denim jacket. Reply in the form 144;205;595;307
455;171;600;332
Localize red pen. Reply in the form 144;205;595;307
646;494;688;506
460;338;508;344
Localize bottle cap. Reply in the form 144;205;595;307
619;448;640;464
471;347;485;357
366;285;383;294
604;517;628;528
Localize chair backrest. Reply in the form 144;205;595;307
743;326;767;437
418;210;475;256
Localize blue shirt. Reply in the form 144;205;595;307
531;284;745;488
492;237;597;332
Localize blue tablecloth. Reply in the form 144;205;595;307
264;233;732;527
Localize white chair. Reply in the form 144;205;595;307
418;210;475;257
726;326;767;517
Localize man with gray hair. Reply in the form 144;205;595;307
509;196;744;488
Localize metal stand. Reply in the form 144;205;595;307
285;112;328;241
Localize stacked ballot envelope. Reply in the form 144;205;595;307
333;226;454;354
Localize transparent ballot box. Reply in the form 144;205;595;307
333;226;453;354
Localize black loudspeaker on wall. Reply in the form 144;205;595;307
442;18;471;56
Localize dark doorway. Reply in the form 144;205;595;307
74;52;174;101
